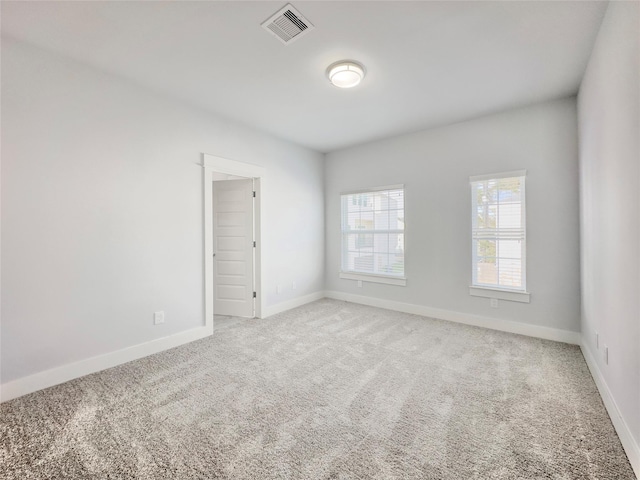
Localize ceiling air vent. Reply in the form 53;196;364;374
261;4;314;45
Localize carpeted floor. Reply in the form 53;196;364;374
1;299;635;479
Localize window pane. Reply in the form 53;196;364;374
475;206;484;228
356;233;374;249
390;233;404;275
498;258;522;288
373;252;390;274
476;257;497;285
474;182;489;205
390;256;404;275
498;203;521;229
386;209;404;230
374;210;389;230
498;177;522;201
498;240;521;259
345;233;374;252
372;210;403;230
354;254;374;273
389;190;404;210
373;193;385;210
346;211;360;230
477;239;496;258
357;211;374;230
373;234;390;254
360;193;374;208
487;180;498;203
476;205;497;230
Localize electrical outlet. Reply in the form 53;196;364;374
595;332;599;349
357;280;363;288
154;311;165;325
276;285;282;294
490;298;499;308
604;345;609;365
292;281;297;290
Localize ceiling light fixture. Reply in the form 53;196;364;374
326;60;366;89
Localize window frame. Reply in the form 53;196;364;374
339;185;406;286
469;171;530;303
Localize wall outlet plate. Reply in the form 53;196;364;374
154;311;165;325
490;298;499;308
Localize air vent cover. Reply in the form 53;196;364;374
261;4;314;45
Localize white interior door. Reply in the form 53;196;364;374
213;178;254;317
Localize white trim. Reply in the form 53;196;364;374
469;286;530;303
580;341;640;478
262;291;325;318
340;184;404;195
340;271;406;286
203;154;266;178
469;170;527;183
324;291;580;344
0;326;212;402
203;154;265;319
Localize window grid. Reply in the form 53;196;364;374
471;175;526;291
341;188;405;278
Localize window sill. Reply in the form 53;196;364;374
469;286;530;303
340;272;406;286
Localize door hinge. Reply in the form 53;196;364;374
252;191;256;197
253;241;256;247
253;292;257;298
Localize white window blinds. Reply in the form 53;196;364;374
471;173;526;291
341;186;405;278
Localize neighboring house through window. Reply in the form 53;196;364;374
340;186;406;286
470;171;530;303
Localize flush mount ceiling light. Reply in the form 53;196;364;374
326;60;366;89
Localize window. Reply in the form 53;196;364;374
340;186;405;286
470;171;529;302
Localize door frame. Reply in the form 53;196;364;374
203;154;265;325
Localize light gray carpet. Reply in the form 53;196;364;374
1;299;635;479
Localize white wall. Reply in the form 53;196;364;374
1;39;324;384
325;98;580;334
578;0;640;458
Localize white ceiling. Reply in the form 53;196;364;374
1;1;607;153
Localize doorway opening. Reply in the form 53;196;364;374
203;154;265;325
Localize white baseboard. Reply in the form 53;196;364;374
2;290;327;403
262;291;325;318
581;341;640;478
324;291;581;345
1;325;213;403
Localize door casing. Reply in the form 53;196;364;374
203;154;265;325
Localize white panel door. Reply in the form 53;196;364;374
213;179;254;317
